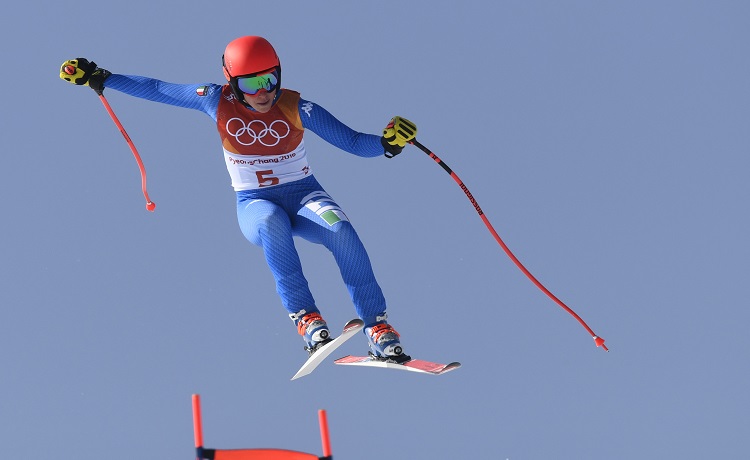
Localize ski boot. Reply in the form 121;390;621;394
364;316;410;364
291;310;332;355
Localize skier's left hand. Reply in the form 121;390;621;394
382;116;417;158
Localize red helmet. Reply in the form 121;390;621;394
222;36;280;79
222;36;281;106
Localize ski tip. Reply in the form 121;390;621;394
344;318;365;331
291;367;311;380
439;361;461;373
593;336;608;351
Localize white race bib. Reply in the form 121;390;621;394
223;140;312;190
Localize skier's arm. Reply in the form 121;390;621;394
297;98;389;158
104;75;221;118
60;58;221;120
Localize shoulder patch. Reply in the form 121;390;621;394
301;101;314;117
196;86;209;96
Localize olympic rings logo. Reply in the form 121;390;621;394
225;118;291;147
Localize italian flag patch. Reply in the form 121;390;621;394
196;86;208;96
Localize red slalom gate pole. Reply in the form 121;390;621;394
192;394;204;460
97;94;156;212
318;409;332;459
411;139;607;352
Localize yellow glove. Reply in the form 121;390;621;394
60;58;111;95
382;116;417;158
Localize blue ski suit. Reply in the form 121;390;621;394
104;74;388;326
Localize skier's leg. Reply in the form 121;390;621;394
236;197;317;313
236;196;331;351
293;188;407;360
294;191;386;323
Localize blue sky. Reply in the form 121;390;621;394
2;1;749;459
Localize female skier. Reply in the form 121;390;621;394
60;36;417;362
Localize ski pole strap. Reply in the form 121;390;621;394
410;139;607;351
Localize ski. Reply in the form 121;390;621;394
291;318;364;380
334;355;461;376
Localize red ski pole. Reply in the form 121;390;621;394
411;139;608;352
97;93;156;212
63;64;155;212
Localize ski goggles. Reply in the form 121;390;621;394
235;69;279;96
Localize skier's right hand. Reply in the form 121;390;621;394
59;58;111;95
